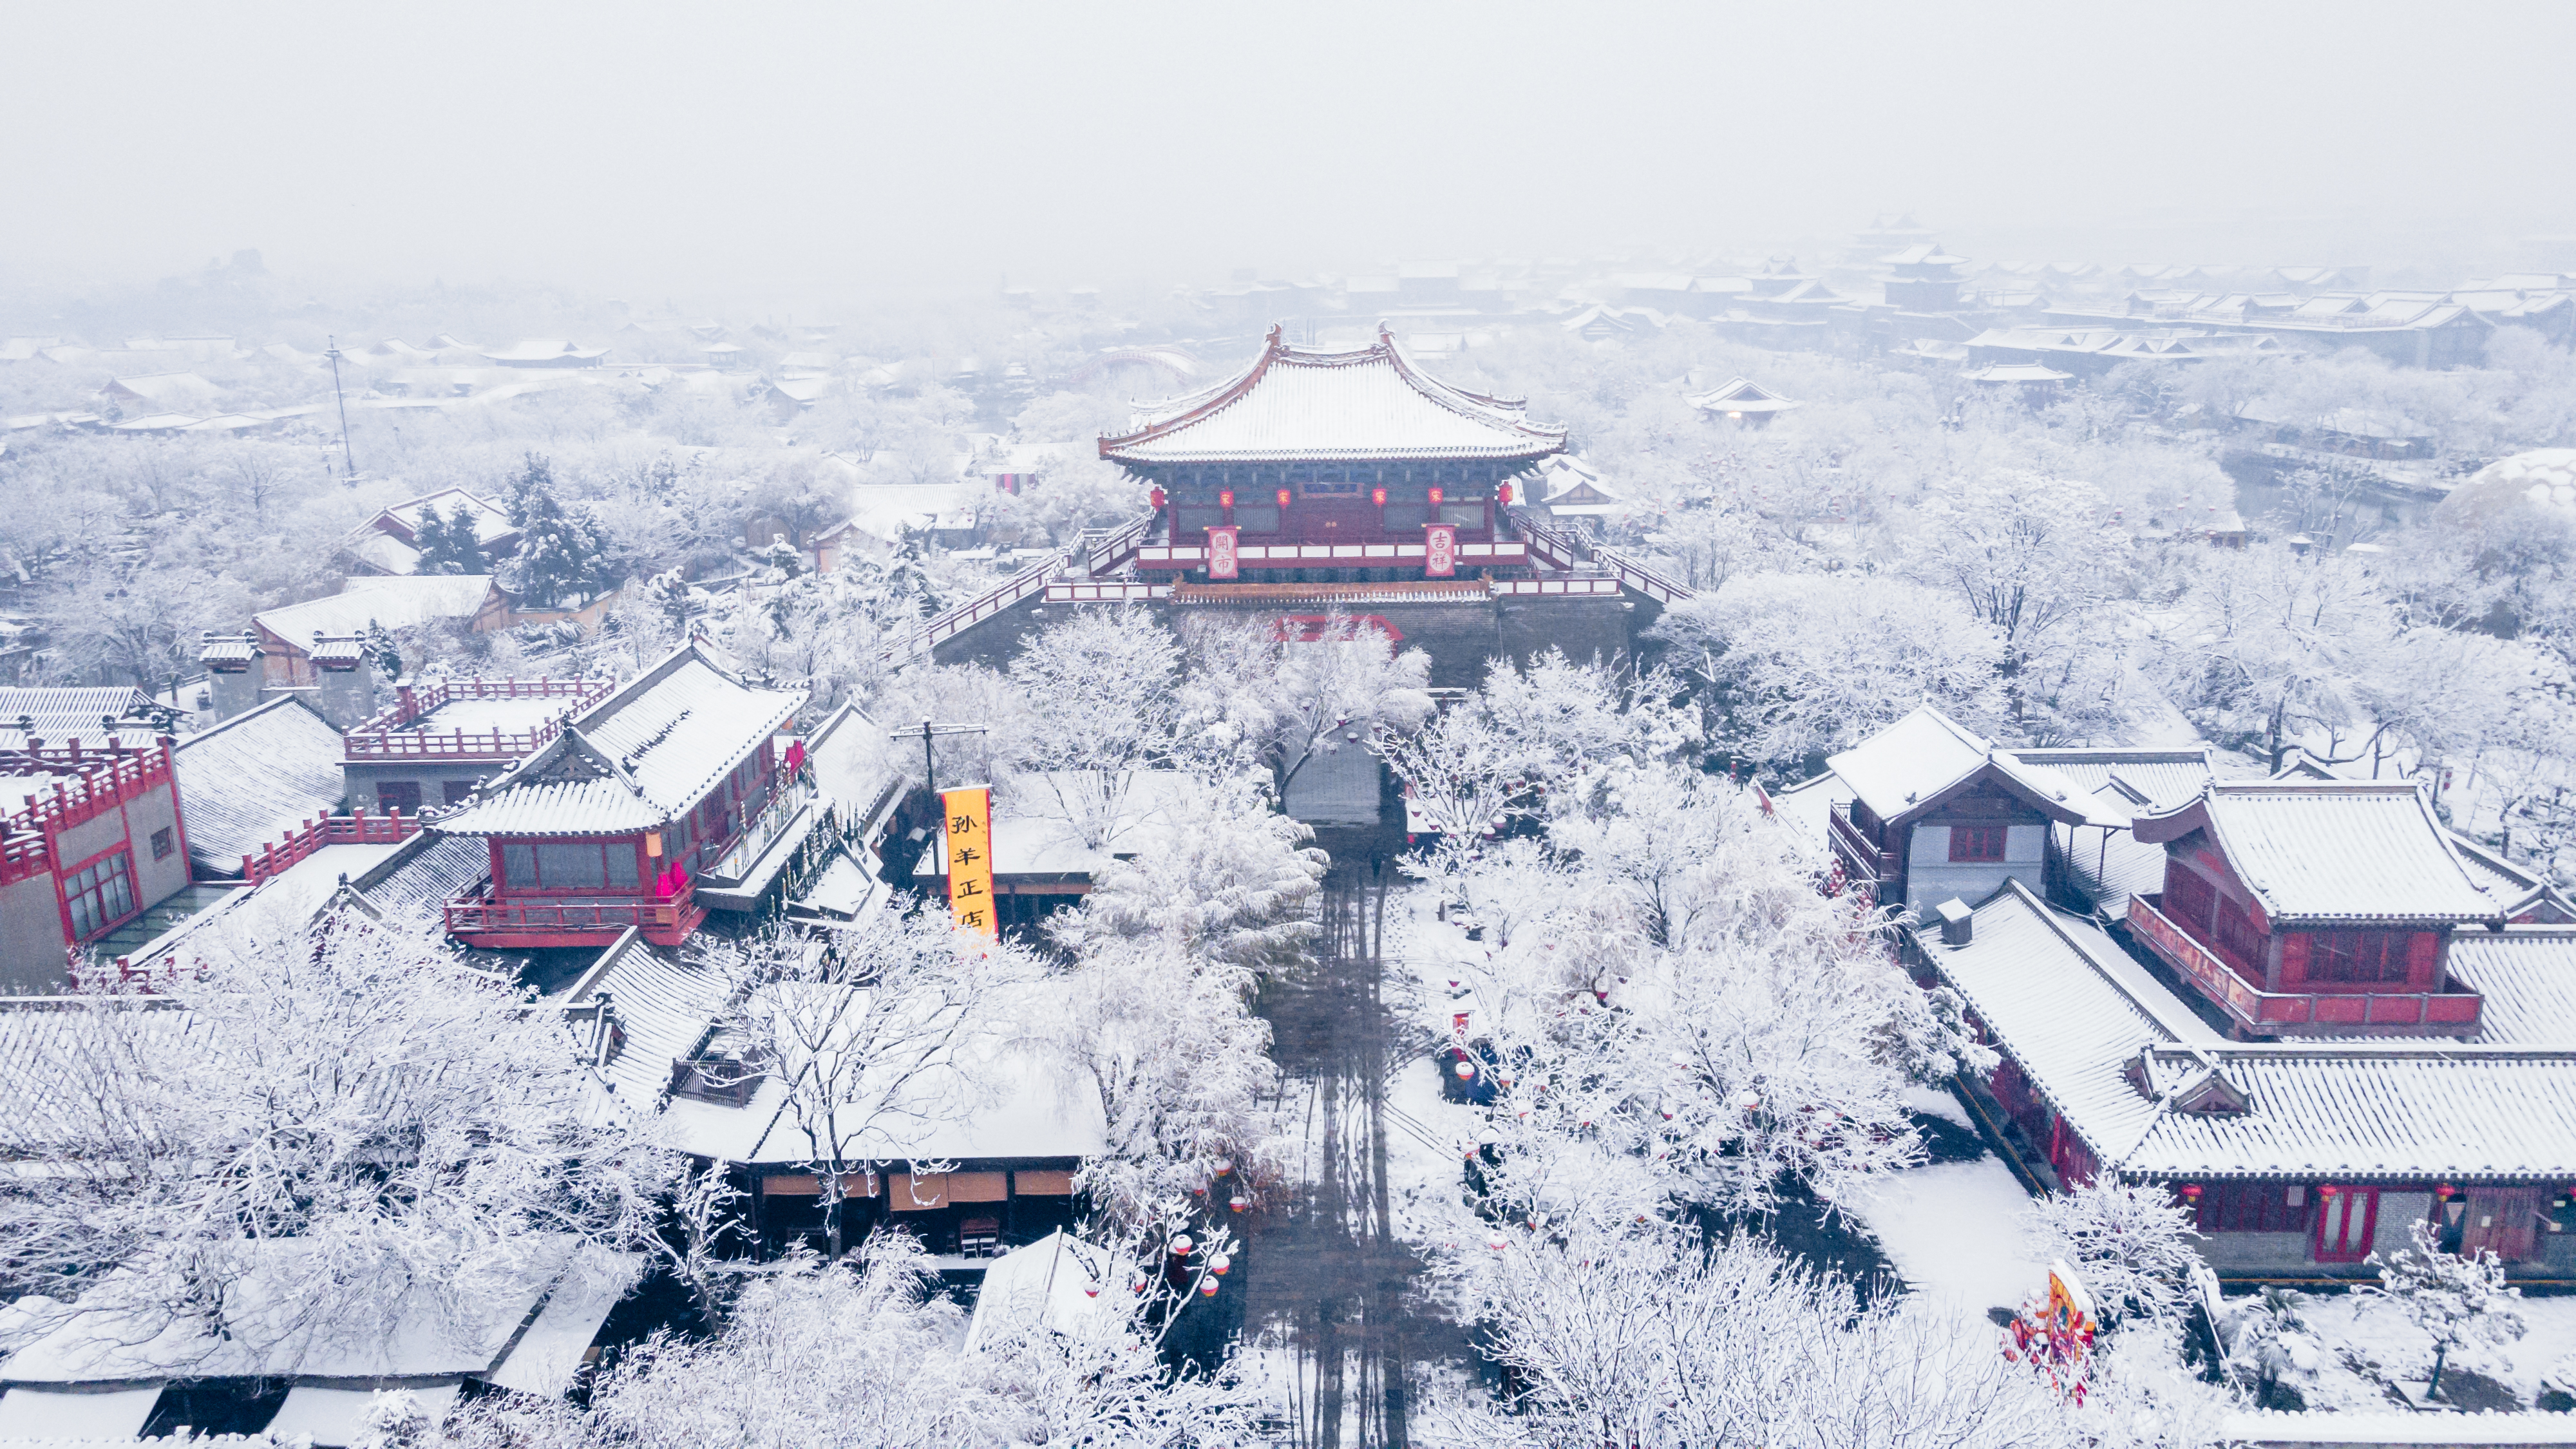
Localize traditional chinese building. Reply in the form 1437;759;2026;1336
0;734;191;994
340;676;612;815
426;642;811;947
2125;781;2504;1039
1101;324;1565;588
1783;700;2576;1283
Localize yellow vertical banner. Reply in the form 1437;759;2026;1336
941;785;996;936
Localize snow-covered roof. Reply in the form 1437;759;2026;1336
2134;782;2503;925
0;685;164;750
1686;376;1802;414
171;698;347;877
428;642;802;838
2445;930;2576;1045
2006;748;2219;813
344;831;492;929
1964;362;2074;383
478;339;606;364
1826;706;2124;829
658;981;1110;1166
962;1230;1125;1352
1100;325;1566;465
377;488;516;545
1923;883;2576;1182
554;929;735;1124
0;1236;633;1388
912;771;1194;880
255;576;499;648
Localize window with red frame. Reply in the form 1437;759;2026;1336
2214;895;2266;967
64;850;137;940
2195;1181;2311;1233
1948;824;2009;862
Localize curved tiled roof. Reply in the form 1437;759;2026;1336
2135;781;2501;925
1099;325;1566;465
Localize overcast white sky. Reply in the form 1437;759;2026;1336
7;0;2571;299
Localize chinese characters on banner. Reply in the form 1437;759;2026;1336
1207;525;1240;581
941;784;996;936
1424;523;1457;578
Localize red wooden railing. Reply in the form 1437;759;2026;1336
444;886;705;946
881;511;1159;666
1510;508;1695;605
0;743;177;887
2126;895;2483;1034
343;677;611;761
1828;803;1900;886
240;809;423;884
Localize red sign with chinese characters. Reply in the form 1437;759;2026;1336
1424;524;1457;578
1208;526;1240;580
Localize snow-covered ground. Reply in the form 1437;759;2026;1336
1849;1155;2052;1324
2269;1286;2576;1412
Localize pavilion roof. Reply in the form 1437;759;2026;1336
2133;781;2502;925
428;642;802;838
1099;325;1566;465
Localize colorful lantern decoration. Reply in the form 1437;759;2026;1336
1213;1157;1234;1177
1209;1253;1232;1276
1486;1232;1510;1251
1455;1059;1477;1080
1276;488;1293;509
1229;1192;1250;1213
1218;489;1235;509
1372;486;1388;506
1428;486;1444;507
1199;1276;1220;1297
1170;1233;1194;1256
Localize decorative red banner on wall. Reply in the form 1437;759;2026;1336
1424;524;1457;578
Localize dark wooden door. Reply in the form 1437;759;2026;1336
2461;1187;2542;1262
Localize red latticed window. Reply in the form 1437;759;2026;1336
2311;931;2409;983
2213;896;2266;968
2164;866;2218;931
1949;824;2009;862
2195;1182;2311;1233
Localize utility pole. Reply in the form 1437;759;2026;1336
323;336;356;482
895;718;989;798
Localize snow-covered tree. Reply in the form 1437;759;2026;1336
1434;1222;2072;1449
1050;777;1327;980
1175;612;1434;797
442;1235;1259;1449
701;913;1044;1259
1444;761;1938;1225
1651;571;2007;773
3;900;667;1345
2022;1179;2206;1329
2149;544;2400;772
2360;1217;2527;1401
412;500;486;575
2219;1287;2324;1409
502;453;620;607
1006;607;1184;849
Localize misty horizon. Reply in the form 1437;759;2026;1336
7;0;2575;310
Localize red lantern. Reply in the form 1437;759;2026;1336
1428;486;1444;507
1149;486;1167;510
1229;1193;1249;1213
1198;1277;1220;1297
1218;489;1235;509
2436;1183;2457;1198
1498;481;1513;506
1276;487;1292;509
2178;1183;2202;1200
1372;486;1388;506
2318;1184;2340;1198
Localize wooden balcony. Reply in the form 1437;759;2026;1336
444;886;705;948
343;677;611;761
1827;803;1900;887
2126;896;2482;1037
